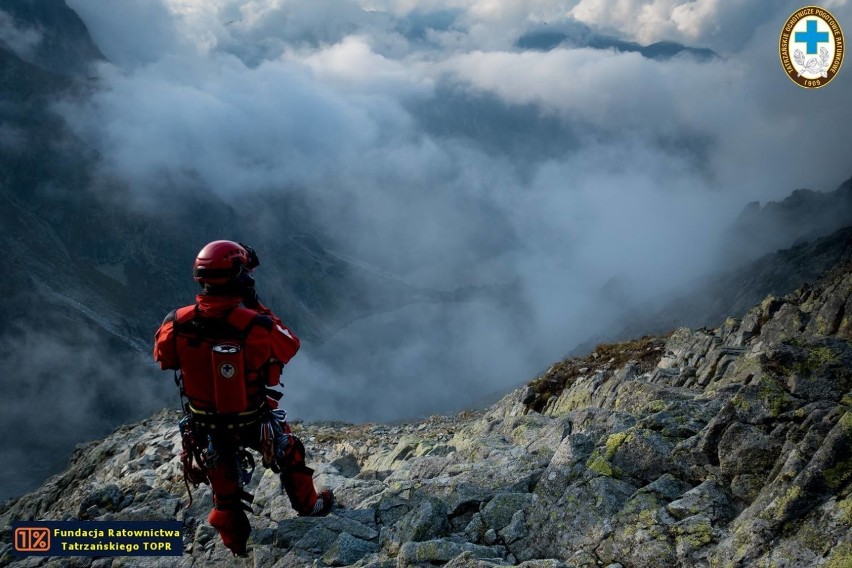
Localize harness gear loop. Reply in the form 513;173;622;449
236;448;255;488
260;420;278;472
178;414;209;511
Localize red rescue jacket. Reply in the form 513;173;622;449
154;295;300;413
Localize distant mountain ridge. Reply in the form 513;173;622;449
725;176;852;265
574;177;852;354
517;25;718;61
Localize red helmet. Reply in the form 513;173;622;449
193;240;252;285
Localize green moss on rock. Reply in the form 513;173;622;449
758;377;790;417
838;498;852;524
825;542;852;568
731;393;750;411
795;346;840;375
586;453;614;477
677;520;714;548
822;413;852;489
605;432;629;458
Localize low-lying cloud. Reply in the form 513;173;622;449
0;9;42;60
0;326;172;501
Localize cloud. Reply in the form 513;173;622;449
0;9;42;60
64;0;181;66
53;0;852;423
568;0;805;52
0;325;173;500
59;53;383;198
294;36;435;95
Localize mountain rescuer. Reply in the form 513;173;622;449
154;240;333;555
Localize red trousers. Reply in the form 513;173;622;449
200;421;318;554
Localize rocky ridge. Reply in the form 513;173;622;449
2;262;852;567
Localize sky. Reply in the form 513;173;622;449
34;0;852;421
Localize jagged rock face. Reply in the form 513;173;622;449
724;178;852;266
2;264;852;567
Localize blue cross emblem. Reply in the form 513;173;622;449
795;19;829;54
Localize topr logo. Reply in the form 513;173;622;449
219;363;236;379
780;6;845;88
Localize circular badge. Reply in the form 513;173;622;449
780;6;844;88
219;363;236;379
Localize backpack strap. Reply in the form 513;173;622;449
225;307;259;335
225;307;274;341
165;306;196;401
176;305;197;324
171;305;197;359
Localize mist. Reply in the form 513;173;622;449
54;0;852;422
0;325;172;501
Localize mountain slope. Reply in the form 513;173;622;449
0;0;103;76
724;176;852;265
598;225;852;348
2;259;850;567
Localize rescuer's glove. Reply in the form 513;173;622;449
238;271;260;309
238;242;260;270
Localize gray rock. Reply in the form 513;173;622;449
440;482;499;516
666;481;733;523
273;549;318;568
481;492;536;531
499;510;528;544
195;522;217;546
445;551;510;567
321;532;378;566
717;422;778;480
78;484;126;518
320;514;380;541
524;476;636;561
361;560;396;568
275;517;320;548
382;496;450;555
252;545;278;568
376;495;412;527
610;429;674;484
397;540;502;567
330;453;361;478
293;525;338;554
636;473;693;502
728;473;765;503
536;433;594;501
595;487;676;568
560;549;599;567
671;514;717;559
340;507;378;529
253;526;276;545
464;513;486;543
